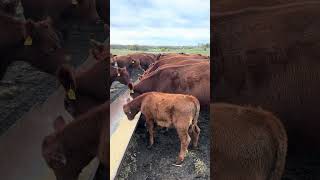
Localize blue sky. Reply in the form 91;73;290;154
110;0;210;46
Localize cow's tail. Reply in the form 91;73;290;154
190;97;200;133
267;113;288;180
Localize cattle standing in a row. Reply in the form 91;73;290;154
211;103;287;180
0;12;70;80
123;92;200;166
42;102;109;180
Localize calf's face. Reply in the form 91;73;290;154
123;104;139;120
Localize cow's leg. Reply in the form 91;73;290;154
175;128;191;166
191;124;200;149
146;119;154;149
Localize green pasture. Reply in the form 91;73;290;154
111;47;210;56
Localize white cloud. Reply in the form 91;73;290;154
111;0;210;46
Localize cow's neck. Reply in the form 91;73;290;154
129;93;150;110
76;60;107;100
58;110;104;153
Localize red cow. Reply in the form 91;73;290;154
0;13;70;79
129;62;210;106
42;102;109;180
57;58;107;117
112;54;141;74
123;92;200;165
110;64;131;87
129;53;159;71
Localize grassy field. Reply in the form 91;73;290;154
111;47;210;56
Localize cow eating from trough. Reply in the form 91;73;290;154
42;102;109;180
0;13;70;80
123;92;201;166
57;58;107;117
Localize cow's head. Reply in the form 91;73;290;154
57;64;100;117
42;116;91;180
113;66;131;85
123;99;139;120
24;17;62;54
90;39;108;61
23;17;71;75
68;0;100;24
128;83;140;98
128;57;140;69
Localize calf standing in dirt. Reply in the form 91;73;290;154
123;92;201;166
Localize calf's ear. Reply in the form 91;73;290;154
54;116;66;132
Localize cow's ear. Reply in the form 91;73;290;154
128;83;133;90
56;64;76;91
25;19;36;37
53;116;66;132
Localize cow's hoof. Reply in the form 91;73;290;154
172;161;183;167
147;144;153;149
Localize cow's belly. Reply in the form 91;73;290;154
156;119;172;128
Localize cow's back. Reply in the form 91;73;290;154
141;93;198;124
213;1;320;66
138;62;210;106
221;63;320;149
